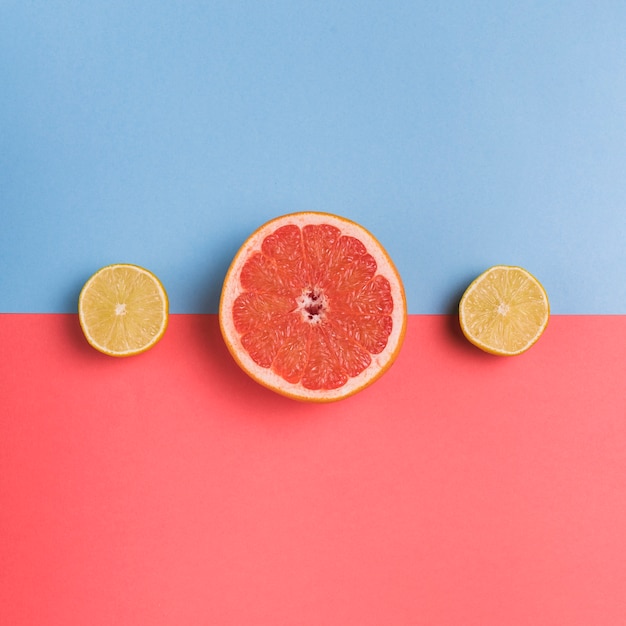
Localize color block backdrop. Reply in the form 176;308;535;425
2;2;626;624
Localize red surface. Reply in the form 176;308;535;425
1;314;626;625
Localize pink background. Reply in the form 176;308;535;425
2;314;625;624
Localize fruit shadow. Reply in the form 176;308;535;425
194;314;333;421
63;313;115;362
187;235;344;420
441;276;497;361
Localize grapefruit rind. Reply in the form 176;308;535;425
458;265;550;356
219;212;407;402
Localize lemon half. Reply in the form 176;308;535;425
459;265;549;356
78;264;169;357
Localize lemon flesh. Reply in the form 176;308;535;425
459;265;549;356
78;264;169;357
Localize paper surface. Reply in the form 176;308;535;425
2;2;626;314
3;2;626;623
2;314;625;625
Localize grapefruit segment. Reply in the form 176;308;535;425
232;292;294;333
331;237;377;292
331;313;393;355
301;223;341;287
273;333;309;384
301;326;348;391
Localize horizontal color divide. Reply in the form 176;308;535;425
1;314;626;625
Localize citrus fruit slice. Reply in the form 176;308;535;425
459;265;549;356
78;264;169;357
219;212;407;402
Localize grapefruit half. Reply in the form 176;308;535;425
219;212;407;402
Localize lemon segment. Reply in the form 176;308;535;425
459;265;549;356
78;264;169;357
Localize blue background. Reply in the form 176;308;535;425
2;0;625;314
